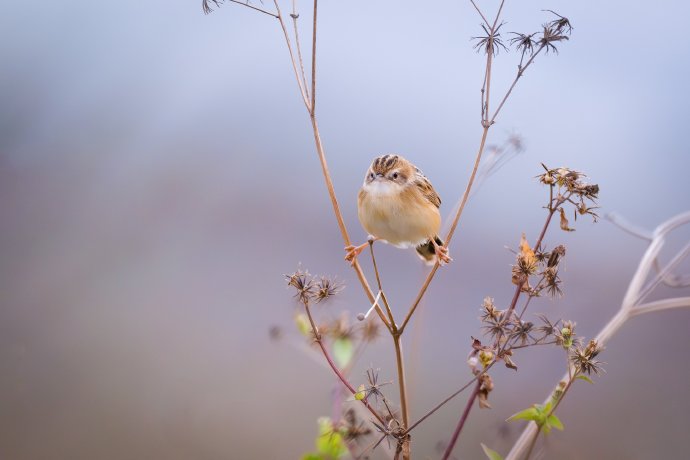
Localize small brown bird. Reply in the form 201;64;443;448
345;154;451;265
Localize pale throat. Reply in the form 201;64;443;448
363;179;403;197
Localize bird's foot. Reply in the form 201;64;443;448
432;240;452;266
344;242;369;265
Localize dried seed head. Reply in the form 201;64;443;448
286;269;315;305
571;339;605;375
472;22;509;56
314;276;343;303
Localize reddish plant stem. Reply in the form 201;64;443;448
302;301;387;426
441;380;482;460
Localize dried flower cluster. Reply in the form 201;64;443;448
286;269;343;306
474;10;572;65
512;235;568;298
539;164;600;225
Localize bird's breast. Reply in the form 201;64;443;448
358;186;441;247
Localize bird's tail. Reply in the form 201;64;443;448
415;236;444;266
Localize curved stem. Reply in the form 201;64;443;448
441;380;481;460
302;301;387;426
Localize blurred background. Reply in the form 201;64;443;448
1;0;689;458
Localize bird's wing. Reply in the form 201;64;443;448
414;169;441;208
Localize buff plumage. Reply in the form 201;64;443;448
345;154;450;265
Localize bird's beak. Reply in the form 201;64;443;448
375;173;384;180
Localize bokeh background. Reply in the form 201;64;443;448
2;0;690;458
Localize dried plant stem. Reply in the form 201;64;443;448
273;0;310;109
404;366;491;435
490;45;545;124
227;0;278;17
441;380;482;460
301;300;387;426
369;243;410;458
310;0;318;111
290;0;311;101
308;115;391;330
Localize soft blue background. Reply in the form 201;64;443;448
1;1;689;458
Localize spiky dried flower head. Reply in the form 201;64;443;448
314;276;343;303
512;233;537;289
286;269;314;305
544;10;573;35
510;32;537;57
472;22;509;56
536;314;560;339
571;339;605;375
285;268;344;306
509;320;535;346
480;296;500;322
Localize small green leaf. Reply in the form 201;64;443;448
542;401;553;414
576;374;594;384
481;443;504;460
332;338;354;368
547;414;564;431
316;417;347;459
507;407;540;423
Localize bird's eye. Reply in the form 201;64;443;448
392;172;399;179
369;172;375;180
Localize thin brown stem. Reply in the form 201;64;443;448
291;0;311;103
301;301;387;426
310;0;318;112
367;239;409;456
369;243;396;327
393;334;411;459
227;0;279;18
274;1;311;109
308;115;392;331
404;366;491;435
469;0;490;26
441;380;482;460
490;45;546;124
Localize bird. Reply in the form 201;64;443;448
345;154;451;266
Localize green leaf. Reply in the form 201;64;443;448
507;407;540;423
576;374;594;384
316;417;347;459
547;414;564;431
332;338;354;368
481;443;504;460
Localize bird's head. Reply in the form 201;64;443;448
362;154;415;194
